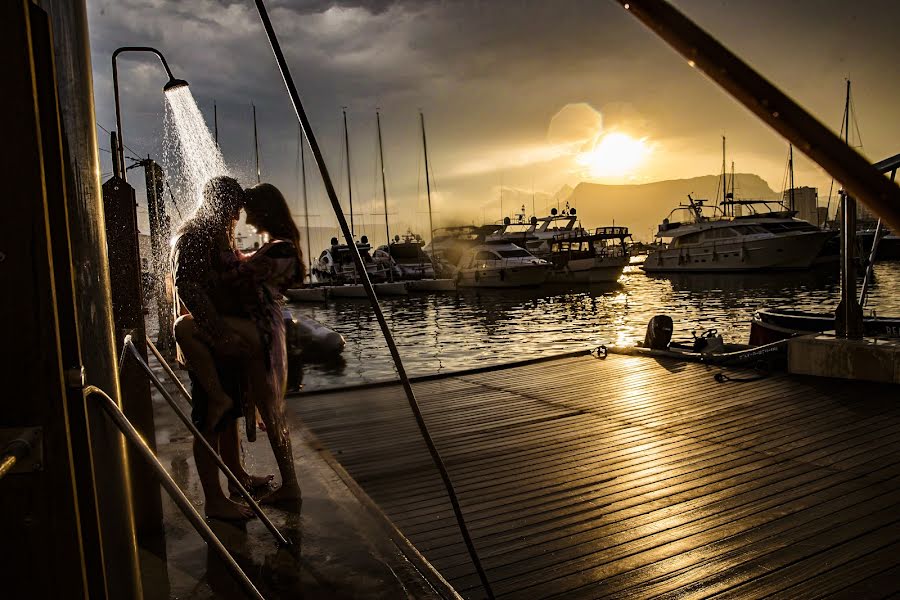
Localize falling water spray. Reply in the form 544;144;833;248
163;86;230;221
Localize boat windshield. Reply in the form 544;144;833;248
497;249;532;258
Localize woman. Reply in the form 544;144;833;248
230;183;305;504
175;182;304;506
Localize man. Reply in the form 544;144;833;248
171;176;269;520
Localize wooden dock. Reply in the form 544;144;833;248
291;352;900;599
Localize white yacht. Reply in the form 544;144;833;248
455;242;550;288
643;196;835;272
486;207;631;283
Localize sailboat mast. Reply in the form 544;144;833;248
789;144;795;211
299;126;312;278
253;103;260;184
843;80;851;145
343;107;354;236
376;111;390;249
721;135;727;215
419;112;435;245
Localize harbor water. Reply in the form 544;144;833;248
289;260;900;390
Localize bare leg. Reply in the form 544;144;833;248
174;316;233;430
220;421;273;493
252;359;301;506
194;429;254;520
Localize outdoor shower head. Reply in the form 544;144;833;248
112;46;188;180
163;77;189;92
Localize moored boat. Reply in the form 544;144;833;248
749;307;900;345
643;195;835;272
455;242;550;288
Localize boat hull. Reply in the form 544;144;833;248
284;287;328;303
327;284;368;298
547;256;627;283
457;264;549;288
749;308;900;345
643;231;834;272
374;281;408;296
406;278;457;292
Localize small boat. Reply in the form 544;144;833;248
455;242;550;288
287;313;345;357
312;236;393;286
749;307;900;345
284;287;327;303
374;232;436;280
643;195;835;272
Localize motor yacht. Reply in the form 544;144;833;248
455;242;550;288
643;196;835;272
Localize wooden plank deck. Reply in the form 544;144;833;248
291;353;900;599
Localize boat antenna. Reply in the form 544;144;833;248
420;111;435;246
343;107;354;236
299;125;313;279
376;109;392;281
253;102;260;183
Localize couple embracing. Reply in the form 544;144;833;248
171;176;303;520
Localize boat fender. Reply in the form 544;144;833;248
474;270;480;282
741;245;748;262
499;268;506;281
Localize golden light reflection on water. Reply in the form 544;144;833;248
291;263;900;390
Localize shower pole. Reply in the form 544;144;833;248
253;2;494;597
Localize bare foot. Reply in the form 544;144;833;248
205;393;234;432
228;473;274;496
259;484;302;509
206;497;256;521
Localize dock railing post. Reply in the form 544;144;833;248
836;190;864;338
101;172;164;535
142;158;175;358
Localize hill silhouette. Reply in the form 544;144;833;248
567;174;777;241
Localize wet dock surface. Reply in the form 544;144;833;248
140;356;451;600
292;352;900;599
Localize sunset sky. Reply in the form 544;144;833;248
88;0;900;244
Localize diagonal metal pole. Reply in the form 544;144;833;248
252;1;494;596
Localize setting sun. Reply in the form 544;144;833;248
578;131;650;178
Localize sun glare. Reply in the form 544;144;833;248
578;132;650;178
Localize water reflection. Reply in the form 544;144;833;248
292;262;900;390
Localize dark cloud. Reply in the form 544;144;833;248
87;0;900;241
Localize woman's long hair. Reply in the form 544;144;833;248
245;183;307;283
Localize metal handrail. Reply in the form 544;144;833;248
146;337;192;405
119;335;289;547
83;385;265;600
0;429;38;482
